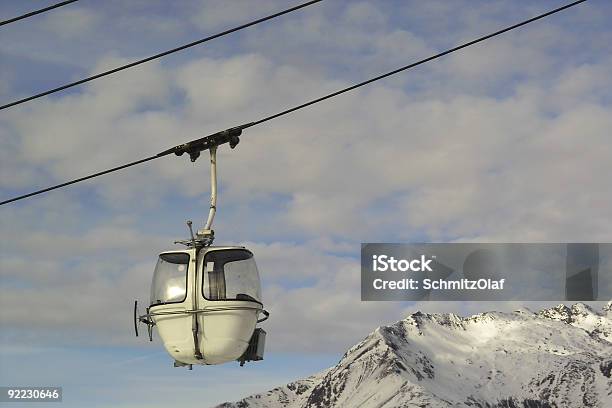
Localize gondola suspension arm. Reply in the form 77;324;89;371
204;146;217;233
172;125;245;248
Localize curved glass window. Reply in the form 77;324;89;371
202;249;262;303
150;252;189;306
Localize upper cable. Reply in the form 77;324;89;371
0;0;80;27
0;0;323;111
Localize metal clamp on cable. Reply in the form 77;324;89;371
159;124;252;162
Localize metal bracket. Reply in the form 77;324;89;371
134;300;155;341
158;124;251;163
174;221;214;248
173;361;193;370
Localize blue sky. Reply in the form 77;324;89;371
1;0;611;406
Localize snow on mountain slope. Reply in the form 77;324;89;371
216;302;612;408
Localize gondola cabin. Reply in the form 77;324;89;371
138;245;268;367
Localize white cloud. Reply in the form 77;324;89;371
41;7;100;39
190;0;283;31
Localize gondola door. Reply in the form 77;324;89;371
148;249;199;365
196;247;263;364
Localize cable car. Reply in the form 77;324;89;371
134;136;269;368
141;245;268;367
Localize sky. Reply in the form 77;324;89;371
0;0;611;406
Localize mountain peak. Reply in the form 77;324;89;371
571;302;594;315
538;303;574;322
217;303;612;408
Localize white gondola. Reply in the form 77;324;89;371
134;136;269;368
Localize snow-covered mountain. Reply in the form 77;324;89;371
216;302;612;408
